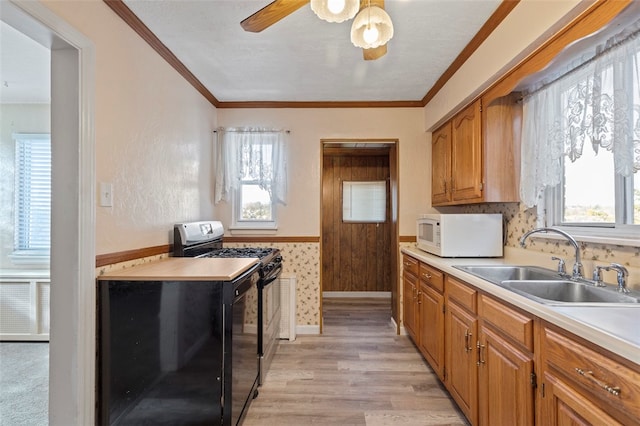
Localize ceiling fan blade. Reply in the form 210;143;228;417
363;44;387;60
241;0;309;32
360;0;387;60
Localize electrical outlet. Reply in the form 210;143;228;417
100;182;113;207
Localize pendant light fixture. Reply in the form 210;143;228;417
310;0;360;23
350;0;394;49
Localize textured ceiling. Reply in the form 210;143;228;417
0;21;50;104
122;0;503;103
0;0;504;104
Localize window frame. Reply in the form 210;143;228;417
231;180;278;231
544;170;640;241
11;132;51;265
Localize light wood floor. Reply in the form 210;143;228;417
243;298;467;426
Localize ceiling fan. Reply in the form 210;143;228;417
240;0;392;60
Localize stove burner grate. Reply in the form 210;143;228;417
199;247;275;259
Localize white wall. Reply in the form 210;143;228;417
0;104;51;269
43;0;217;255
216;107;429;236
424;0;585;129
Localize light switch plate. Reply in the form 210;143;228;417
100;182;113;207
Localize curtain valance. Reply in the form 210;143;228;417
520;24;640;207
214;127;288;205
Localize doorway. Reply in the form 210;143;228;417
320;140;399;333
1;1;96;424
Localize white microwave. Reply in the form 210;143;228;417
416;213;503;257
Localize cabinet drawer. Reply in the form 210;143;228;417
544;327;640;418
478;295;533;351
446;276;477;313
419;263;444;293
402;255;419;277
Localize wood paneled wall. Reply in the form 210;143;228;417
322;153;391;292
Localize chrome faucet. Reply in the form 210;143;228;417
609;263;630;293
520;227;583;279
592;263;630;292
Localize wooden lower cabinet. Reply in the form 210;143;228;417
402;255;640;426
446;300;478;424
541;371;623;426
540;325;640;426
418;282;445;380
478;324;535;426
402;270;418;342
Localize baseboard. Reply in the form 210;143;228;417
296;325;320;335
323;291;391;298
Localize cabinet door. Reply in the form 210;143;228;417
431;122;452;205
446;301;478;425
403;272;418;342
451;100;483;202
541;371;623;426
418;283;444;380
478;325;535;426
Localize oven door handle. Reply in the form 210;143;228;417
261;264;283;286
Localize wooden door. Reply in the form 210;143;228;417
322;152;391;293
446;301;478;425
431;122;451;205
478;325;535;426
451;100;483;202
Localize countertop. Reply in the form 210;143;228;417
401;246;640;365
97;257;260;281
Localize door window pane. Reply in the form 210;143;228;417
342;181;386;223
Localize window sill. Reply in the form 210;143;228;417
229;226;278;236
527;231;639;248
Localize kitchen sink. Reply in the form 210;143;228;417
500;280;640;305
453;264;640;306
453;265;562;285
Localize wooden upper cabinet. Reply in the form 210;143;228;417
431;94;521;206
451;100;483;203
431;122;452;205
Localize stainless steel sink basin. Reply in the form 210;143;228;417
453;265;561;285
501;280;640;305
453;264;640;306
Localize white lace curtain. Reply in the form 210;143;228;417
214;127;287;205
520;26;640;207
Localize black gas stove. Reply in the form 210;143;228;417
173;221;282;281
173;221;283;389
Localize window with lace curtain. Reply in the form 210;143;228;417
520;20;640;239
214;128;287;230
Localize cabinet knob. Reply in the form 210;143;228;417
422;272;432;280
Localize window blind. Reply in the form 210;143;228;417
342;181;387;223
14;133;51;253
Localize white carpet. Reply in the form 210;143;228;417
0;342;48;426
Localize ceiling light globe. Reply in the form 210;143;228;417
350;6;394;49
363;26;379;44
311;0;359;23
327;0;345;14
